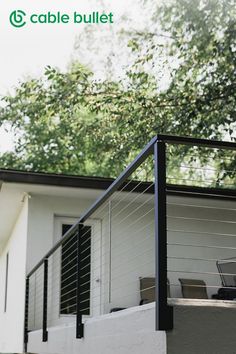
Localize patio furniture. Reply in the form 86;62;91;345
217;259;236;288
139;277;171;305
179;278;208;299
212;259;236;300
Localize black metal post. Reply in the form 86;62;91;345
76;223;84;338
42;259;48;342
24;277;29;352
154;140;173;331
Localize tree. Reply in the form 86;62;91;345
0;0;235;185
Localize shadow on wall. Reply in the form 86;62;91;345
167;302;236;354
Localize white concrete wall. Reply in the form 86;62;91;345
26;192;236;333
27;193;156;329
0;198;28;353
26;194;96;273
27;195;102;331
0;186;234;354
167;299;236;354
99;194;236;310
167;195;236;298
28;303;166;354
100;197;155;313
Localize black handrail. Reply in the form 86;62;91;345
27;135;236;277
27;135;157;277
158;134;236;150
25;134;236;340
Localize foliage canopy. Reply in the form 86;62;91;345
0;0;235;184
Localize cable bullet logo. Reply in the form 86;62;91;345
10;10;26;28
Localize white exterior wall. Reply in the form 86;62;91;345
99;195;236;310
0;181;234;354
27;194;155;326
28;303;166;354
27;194;102;331
168;299;236;354
100;199;155;313
0;198;28;353
26;193;236;325
167;195;236;298
25;191;235;354
26;194;96;273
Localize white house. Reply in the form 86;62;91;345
0;136;236;354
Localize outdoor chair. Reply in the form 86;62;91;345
211;259;236;300
179;278;208;299
139;277;171;305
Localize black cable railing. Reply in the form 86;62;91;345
24;135;236;349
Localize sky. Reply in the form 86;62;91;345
0;0;142;152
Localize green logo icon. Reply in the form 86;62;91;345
10;10;26;28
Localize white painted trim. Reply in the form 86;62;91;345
49;216;102;327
